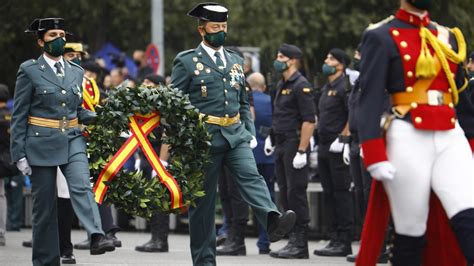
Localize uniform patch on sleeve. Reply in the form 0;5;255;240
303;88;312;93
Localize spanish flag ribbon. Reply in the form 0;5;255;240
92;112;183;210
82;78;100;111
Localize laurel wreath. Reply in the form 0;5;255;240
86;84;211;218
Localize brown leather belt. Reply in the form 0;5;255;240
392;89;453;106
200;113;240;127
28;116;79;130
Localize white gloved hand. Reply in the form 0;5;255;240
367;161;396;181
329;138;345;153
264;136;275;156
119;131;132;138
160;159;168;168
343;144;350;165
16;158;32;176
292;152;307;169
249;136;258;149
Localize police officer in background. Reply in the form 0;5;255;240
313;48;354;257
266;44;316;259
170;3;295;265
10;18;115;265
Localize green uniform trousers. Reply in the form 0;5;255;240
189;141;279;266
31;152;102;266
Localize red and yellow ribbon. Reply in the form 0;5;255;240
82;77;100;111
92;112;183;210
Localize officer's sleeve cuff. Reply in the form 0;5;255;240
468;138;474;153
361;138;388;168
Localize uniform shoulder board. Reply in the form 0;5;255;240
21;58;38;68
225;49;243;60
69;61;84;71
176;49;195;58
366;15;395;31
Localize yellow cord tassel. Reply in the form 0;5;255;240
416;29;437;78
416;26;466;104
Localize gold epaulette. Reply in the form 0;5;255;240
366;15;395;31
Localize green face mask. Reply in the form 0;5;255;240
469;71;474;79
43;37;66;57
204;30;226;48
322;64;336;76
71;58;81;66
408;0;431;10
273;60;288;73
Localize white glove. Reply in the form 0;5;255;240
160;159;168;168
367;161;396;181
309;149;318;168
329;138;345;153
249;136;258;149
119;131;132;138
264;136;275;156
343;144;350;165
16;158;32;176
292;152;307;169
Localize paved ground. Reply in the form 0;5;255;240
0;229;370;265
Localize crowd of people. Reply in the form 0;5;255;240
1;0;474;266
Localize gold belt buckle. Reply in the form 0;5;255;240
60;119;69;130
427;90;444;106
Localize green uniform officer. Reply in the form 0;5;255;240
10;18;115;266
170;3;296;265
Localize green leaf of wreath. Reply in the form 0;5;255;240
87;84;211;218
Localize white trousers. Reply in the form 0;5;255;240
384;119;474;236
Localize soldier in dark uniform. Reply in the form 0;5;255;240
170;3;295;265
10;18;115;266
355;1;474;265
264;44;315;259
313;48;354;257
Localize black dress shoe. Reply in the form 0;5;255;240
267;211;296;242
216;238;246;256
135;238;169;252
259;248;271;254
106;231;122;247
346;253;357;262
313;241;352;257
347;250;389;263
90;234;115;255
216;234;227;247
73;239;90;250
22;240;32;248
61;254;76;264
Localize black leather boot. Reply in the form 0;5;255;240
451;208;474;264
272;225;309;259
390;233;425;266
105;229;122;247
90;234;115;255
267;210;296;242
135;237;169;252
216;227;246;256
269;231;296;258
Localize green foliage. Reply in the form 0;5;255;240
87;84;211;218
1;0;473;91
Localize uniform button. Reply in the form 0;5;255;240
35;132;39;136
407;71;414;78
201;80;204;83
392;30;400;36
61;103;66;107
43;90;47;93
404;54;411;61
415;117;422;124
225;114;229;118
61;90;66;94
448;88;452;93
224;89;228;94
448;102;454;108
411;102;418;108
223;78;227;82
400;41;408;48
61;128;65;132
406;86;413;92
451;118;456;124
225;101;228;105
62;116;67;120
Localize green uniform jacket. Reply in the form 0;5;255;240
10;55;95;166
170;44;255;149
